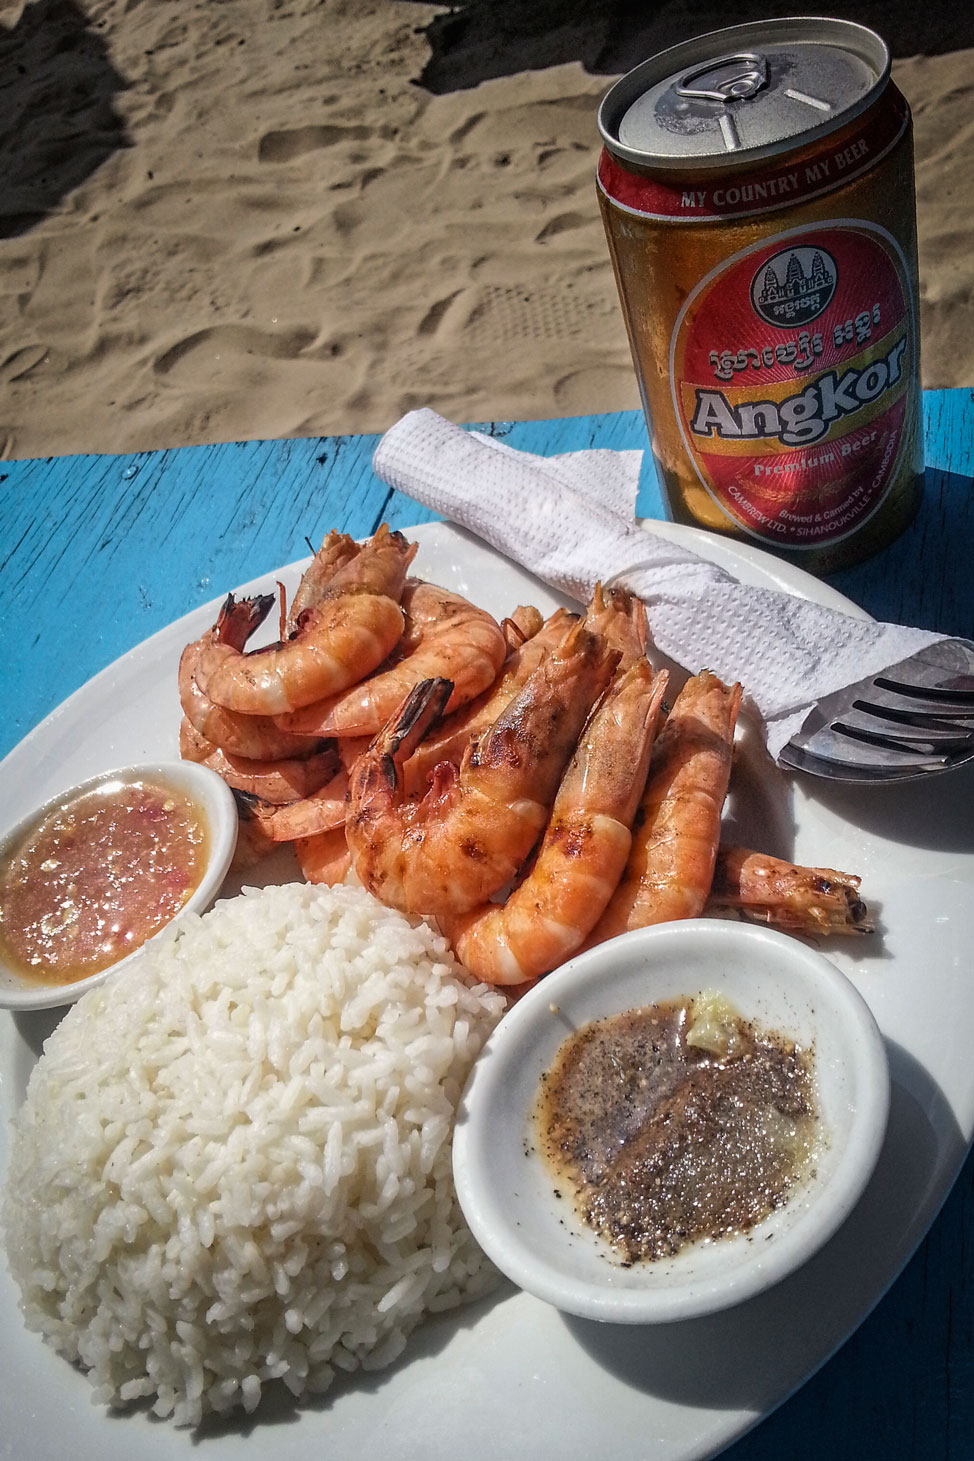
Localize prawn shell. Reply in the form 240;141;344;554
346;614;618;919
295;826;352;885
207;748;341;806
196;595;407;714
708;846;872;935
273;582;507;738
194;525;416;715
184;732;341;804
179;595;336;760
443;661;668;984
590;670;742;941
234;771;349;841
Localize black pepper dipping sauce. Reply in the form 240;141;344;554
535;993;818;1265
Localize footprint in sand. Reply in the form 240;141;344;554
447;113;487;145
153;324;317;378
536;212;597;243
258;125;372;163
461;283;603;344
417;291;466;337
1;345;48;382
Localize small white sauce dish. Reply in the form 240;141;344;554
0;761;237;1013
453;919;889;1324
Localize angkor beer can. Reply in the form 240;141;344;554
597;17;923;571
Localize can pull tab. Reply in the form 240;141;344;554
676;52;768;104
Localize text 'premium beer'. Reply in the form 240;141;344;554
598;18;923;572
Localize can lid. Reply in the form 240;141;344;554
598;17;891;171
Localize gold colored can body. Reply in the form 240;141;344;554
598;22;923;573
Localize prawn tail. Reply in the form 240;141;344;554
501;605;544;651
217;591;276;650
348;677;455;821
383;677;454;761
231;787;261;821
231;786;291;840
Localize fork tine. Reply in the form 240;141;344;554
872;674;974;704
851;699;974;734
777;740;958;781
829;721;974;759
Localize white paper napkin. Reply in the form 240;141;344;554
372;408;942;759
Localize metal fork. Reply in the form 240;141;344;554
779;637;974;783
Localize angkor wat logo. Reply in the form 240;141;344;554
750;245;837;328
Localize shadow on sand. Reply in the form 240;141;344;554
0;0;129;238
408;0;974;93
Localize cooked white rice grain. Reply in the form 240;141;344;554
2;883;506;1427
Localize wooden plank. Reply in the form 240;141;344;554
0;411;648;757
1;434;385;756
3;396;972;761
825;387;974;633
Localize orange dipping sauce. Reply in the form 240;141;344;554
0;776;209;986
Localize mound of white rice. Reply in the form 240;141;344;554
2;883;506;1426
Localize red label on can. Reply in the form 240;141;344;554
598;92;909;222
670;222;915;549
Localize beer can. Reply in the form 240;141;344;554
597;17;923;572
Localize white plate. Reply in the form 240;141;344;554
1;521;972;1461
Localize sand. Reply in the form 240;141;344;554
0;0;971;461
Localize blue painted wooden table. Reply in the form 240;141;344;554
2;391;973;1457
